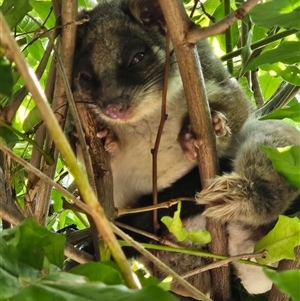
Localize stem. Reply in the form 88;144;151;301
0;12;140;290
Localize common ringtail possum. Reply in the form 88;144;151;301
72;0;300;298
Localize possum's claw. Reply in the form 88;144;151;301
211;110;231;137
97;127;119;154
179;111;231;161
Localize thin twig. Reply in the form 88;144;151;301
0;13;140;289
116;198;194;217
112;223;213;301
179;251;268;279
188;0;261;43
151;33;171;235
0;144;88;213
114;220;182;248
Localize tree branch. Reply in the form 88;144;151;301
0;12;140;290
187;0;260;43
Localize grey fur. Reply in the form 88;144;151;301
72;0;299;298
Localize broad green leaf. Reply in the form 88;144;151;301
10;278;177;301
260;104;300;122
69;261;124;285
264;269;300;301
23;106;42;132
258;71;282;101
245;41;300;71
0;237;42;300
0;57;13;98
260;63;300;86
0;238;22;299
30;1;56;28
249;0;300;30
0;0;32;29
254;216;300;264
259;145;300;189
0;127;19;148
0;218;65;270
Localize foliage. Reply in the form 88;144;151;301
0;0;299;300
264;269;300;301
0;218;177;301
254;216;300;265
161;202;211;244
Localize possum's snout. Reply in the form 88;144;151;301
104;102;129;120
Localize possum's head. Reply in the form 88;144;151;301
73;0;181;124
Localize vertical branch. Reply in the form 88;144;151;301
32;0;78;225
0;12;140;290
157;1;230;300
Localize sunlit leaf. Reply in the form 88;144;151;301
264;269;300;301
260;104;300;123
0;0;32;29
254;216;300;264
245;41;300;71
250;0;300;30
259;145;300;189
0;218;65;270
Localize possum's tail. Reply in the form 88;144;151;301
196;170;298;226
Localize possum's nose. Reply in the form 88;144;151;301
104;102;128;119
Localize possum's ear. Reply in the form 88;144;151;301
128;0;166;29
75;9;90;45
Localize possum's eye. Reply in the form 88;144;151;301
79;72;93;82
129;53;145;67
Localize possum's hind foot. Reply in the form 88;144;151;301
196;173;260;225
97;126;119;154
179;111;231;161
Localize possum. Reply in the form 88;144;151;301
72;0;251;209
196;116;300;294
116;116;300;296
71;0;300;298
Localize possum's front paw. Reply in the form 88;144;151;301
196;173;256;225
211;110;231;137
179;111;231;161
97;126;119;155
178;124;197;161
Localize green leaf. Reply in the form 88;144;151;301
258;71;282;101
23;106;42;132
0;57;13;98
254;216;300;264
161;203;189;242
0;237;42;300
260;104;300;122
245;41;300;71
10;276;177;301
0;127;19;148
249;0;300;30
0;218;65;270
0;0;32;29
69;261;124;285
161;202;211;244
188;229;211;244
259;145;300;189
264;269;300;301
260;63;300;86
